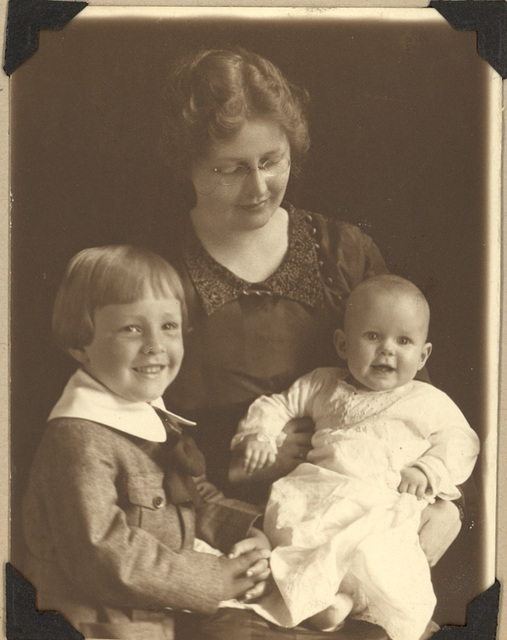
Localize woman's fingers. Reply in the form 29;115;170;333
286;434;312;454
283;417;314;434
291;432;313;446
280;433;310;453
418;500;461;567
282;431;312;461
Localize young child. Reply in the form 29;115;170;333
230;275;480;640
21;245;271;639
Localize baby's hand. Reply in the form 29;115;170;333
398;466;429;499
242;435;277;475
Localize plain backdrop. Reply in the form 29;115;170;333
9;10;492;627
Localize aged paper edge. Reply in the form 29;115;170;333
0;3;504;639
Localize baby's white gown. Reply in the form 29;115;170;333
263;436;435;639
235;372;479;640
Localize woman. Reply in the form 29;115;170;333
153;46;463;639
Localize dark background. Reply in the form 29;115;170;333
10;12;491;627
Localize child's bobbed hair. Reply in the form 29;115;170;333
52;245;187;352
165;46;310;177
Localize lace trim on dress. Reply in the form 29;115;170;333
183;205;325;316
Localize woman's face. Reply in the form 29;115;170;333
190;118;291;233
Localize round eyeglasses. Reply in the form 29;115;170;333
212;157;291;186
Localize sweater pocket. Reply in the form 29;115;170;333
126;473;167;528
125;474;185;549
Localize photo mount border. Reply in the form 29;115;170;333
3;4;503;639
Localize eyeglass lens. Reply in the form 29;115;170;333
217;157;290;185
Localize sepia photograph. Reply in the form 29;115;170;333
5;6;502;639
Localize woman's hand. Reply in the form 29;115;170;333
275;418;313;474
418;499;461;567
219;529;271;601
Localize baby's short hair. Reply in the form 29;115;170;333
345;274;430;335
52;245;187;352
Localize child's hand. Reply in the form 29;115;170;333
242;435;277;475
398;466;429;499
229;527;271;557
218;546;271;601
228;528;271;601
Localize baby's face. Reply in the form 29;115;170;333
336;291;431;392
75;289;184;403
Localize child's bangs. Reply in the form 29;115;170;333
92;258;179;308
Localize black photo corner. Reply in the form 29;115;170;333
4;0;506;638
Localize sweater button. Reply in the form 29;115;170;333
152;496;164;509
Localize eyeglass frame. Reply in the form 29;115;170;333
211;156;291;186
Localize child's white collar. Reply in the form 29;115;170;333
48;368;196;442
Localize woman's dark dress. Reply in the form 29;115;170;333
163;204;388;491
158;204;467;638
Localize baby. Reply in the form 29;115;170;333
22;245;271;639
231;274;480;640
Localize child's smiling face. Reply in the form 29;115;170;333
71;287;184;403
335;289;432;392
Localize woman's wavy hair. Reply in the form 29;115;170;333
165;46;310;177
53;245;188;352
